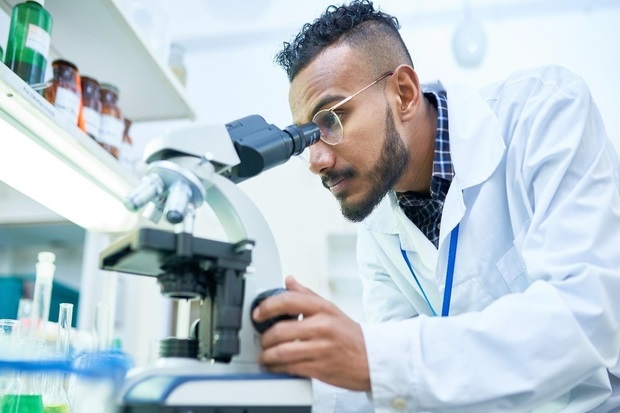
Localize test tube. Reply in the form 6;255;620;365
56;303;73;356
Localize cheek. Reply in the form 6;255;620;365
341;114;387;163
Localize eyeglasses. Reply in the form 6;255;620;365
312;71;393;146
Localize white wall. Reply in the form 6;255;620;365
130;2;620;319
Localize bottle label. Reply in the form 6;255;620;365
54;87;80;125
98;115;124;147
25;24;51;57
119;140;137;169
82;107;101;139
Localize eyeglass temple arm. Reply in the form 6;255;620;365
327;71;394;111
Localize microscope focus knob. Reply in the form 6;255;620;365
250;288;298;334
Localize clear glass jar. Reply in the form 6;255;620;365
98;83;124;159
43;59;81;126
80;76;102;141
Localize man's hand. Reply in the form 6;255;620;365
252;275;371;391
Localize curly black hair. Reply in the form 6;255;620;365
275;0;413;81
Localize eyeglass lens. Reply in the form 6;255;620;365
313;110;342;145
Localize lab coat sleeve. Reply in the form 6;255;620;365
363;71;620;412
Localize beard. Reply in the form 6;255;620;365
322;107;409;222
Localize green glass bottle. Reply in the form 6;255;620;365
4;0;53;85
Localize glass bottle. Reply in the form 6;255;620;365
79;76;101;141
98;83;123;159
119;118;135;170
4;0;53;85
43;60;81;126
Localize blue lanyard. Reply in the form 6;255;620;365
400;224;460;317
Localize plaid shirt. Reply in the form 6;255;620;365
396;91;453;247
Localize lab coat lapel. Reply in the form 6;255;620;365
435;81;506;250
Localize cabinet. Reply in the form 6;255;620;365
0;0;196;232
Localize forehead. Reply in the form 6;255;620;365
289;44;370;124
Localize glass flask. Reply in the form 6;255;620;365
0;341;45;413
42;304;73;413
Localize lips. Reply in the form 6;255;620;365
328;178;349;196
321;168;356;196
324;176;346;189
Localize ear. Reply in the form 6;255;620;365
391;65;421;122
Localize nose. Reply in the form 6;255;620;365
308;140;336;175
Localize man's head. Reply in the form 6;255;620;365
276;1;435;222
275;0;412;82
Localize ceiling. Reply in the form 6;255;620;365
158;0;620;51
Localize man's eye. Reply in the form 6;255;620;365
324;112;340;127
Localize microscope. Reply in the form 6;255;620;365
98;115;319;412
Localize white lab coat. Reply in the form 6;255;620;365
339;65;620;413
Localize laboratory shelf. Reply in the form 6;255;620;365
0;62;138;189
0;63;139;231
0;0;196;122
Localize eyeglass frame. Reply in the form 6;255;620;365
311;71;394;146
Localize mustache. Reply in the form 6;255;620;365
321;167;356;190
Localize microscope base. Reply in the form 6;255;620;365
118;359;312;413
120;405;309;413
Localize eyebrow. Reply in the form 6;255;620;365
309;94;346;120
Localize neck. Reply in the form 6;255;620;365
395;94;438;194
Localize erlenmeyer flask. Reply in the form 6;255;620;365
1;338;46;413
42;304;73;413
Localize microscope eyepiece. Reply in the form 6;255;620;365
283;122;320;156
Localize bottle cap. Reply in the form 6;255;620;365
38;251;56;263
99;82;120;95
36;251;56;281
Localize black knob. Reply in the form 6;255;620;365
250;288;297;334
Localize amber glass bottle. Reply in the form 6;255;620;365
98;83;123;158
80;76;102;140
43;59;81;126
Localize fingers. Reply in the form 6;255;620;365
259;311;332;348
259;335;318;367
253;286;330;323
284;275;311;293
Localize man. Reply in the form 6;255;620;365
251;1;620;411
